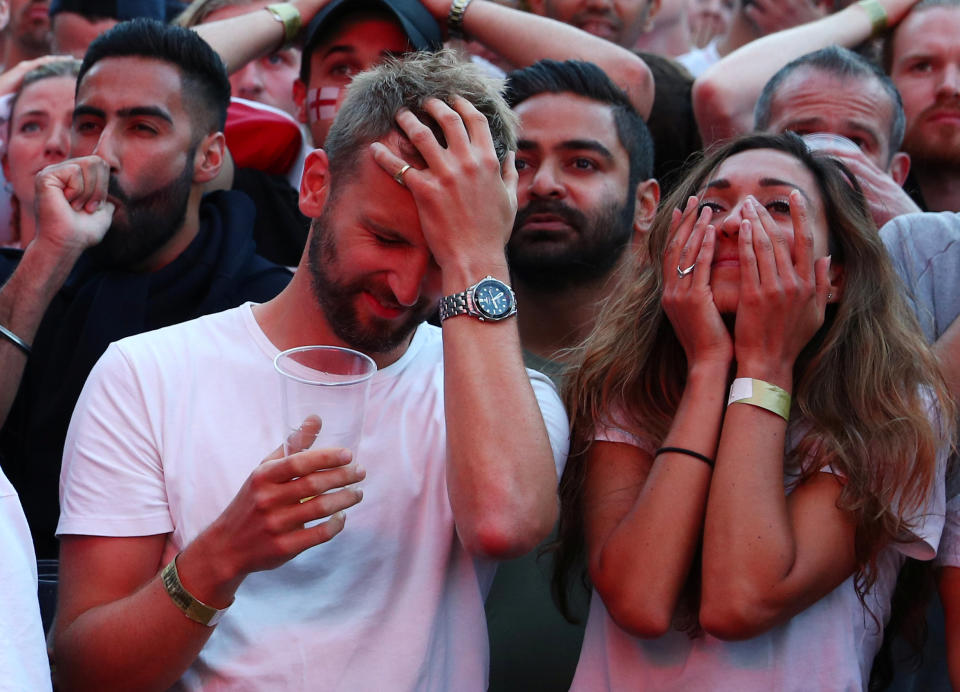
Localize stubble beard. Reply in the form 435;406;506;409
307;215;433;355
87;152;195;270
902;102;960;170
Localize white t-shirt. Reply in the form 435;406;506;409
58;303;569;692
0;467;52;692
572;418;946;691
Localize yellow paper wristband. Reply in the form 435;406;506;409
265;3;302;48
727;377;791;421
857;0;888;37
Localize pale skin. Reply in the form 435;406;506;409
692;0;922;143
819;146;919;228
366;97;559;556
53;97;558;689
55;425;364;692
0;156;113;427
587;150;858;640
191;0;333;76
424;0;655;118
192;0;654;120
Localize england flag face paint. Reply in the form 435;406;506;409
306;86;342;125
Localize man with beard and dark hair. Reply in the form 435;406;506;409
51;50;566;691
482;59;656;692
504;59;658;386
0;18;291;560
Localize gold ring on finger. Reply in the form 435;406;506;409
393;163;412;186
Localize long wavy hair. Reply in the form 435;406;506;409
553;133;954;626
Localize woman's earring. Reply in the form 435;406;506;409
827;292;833;301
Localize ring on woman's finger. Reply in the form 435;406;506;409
393;163;412;186
677;263;696;278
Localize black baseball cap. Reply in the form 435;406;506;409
302;0;442;65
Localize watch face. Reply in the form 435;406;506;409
473;279;514;319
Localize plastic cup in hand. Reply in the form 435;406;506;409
274;346;377;474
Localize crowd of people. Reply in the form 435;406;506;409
0;0;957;689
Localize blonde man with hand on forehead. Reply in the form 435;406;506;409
53;49;568;692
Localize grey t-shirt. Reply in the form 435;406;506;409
881;211;960;344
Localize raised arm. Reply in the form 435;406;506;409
191;0;329;75
371;96;561;560
0;157;113;427
692;0;920;144
420;0;654;118
586;200;731;637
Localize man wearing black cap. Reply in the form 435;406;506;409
289;0;654;149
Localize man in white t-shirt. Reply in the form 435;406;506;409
52;49;568;691
0;465;51;691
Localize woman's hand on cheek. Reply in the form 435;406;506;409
662;196;733;370
733;192;831;387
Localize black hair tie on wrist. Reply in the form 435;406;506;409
655;446;714;468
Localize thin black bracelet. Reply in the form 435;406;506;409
655;446;714;468
0;323;30;356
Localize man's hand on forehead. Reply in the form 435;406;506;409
369;96;517;282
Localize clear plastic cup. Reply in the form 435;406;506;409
274;345;377;470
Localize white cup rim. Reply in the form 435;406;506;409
274;345;377;387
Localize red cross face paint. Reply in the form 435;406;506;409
307;86;343;126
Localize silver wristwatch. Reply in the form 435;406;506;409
438;275;517;322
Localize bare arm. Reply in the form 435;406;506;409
0;242;80;426
417;0;654;118
371;97;559;560
700;193;857;639
0;157;114;427
585;367;723;638
192;0;330;75
54;435;363;690
587;199;730;636
692;0;920;144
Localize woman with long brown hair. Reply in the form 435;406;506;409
557;132;953;690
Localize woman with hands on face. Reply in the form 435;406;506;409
554;133;954;691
